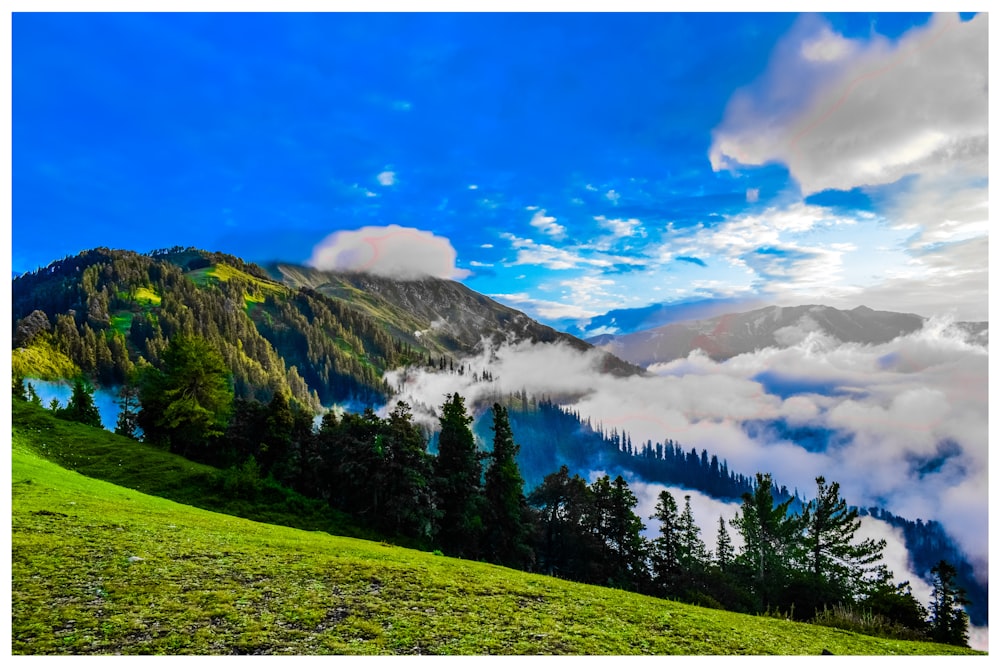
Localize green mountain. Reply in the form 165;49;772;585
11;247;636;408
12;400;978;656
266;262;640;376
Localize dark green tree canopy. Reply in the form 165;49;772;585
138;335;234;457
801;476;887;601
432;393;484;558
483;403;532;569
57;377;103;429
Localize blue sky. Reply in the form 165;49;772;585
11;11;989;331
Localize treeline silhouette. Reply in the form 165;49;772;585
14;344;971;646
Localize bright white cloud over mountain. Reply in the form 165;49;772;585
309;224;471;280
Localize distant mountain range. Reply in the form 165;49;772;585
554;296;767;339
589;304;988;368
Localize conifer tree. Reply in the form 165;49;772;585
58;377;103;428
432;393;484;558
138;335;233;458
800;476;887;603
715;515;734;570
678;494;709;571
649;489;681;594
528;465;595;579
114;379;141;439
381;401;437;541
26;382;42;406
483;403;532;568
589;475;647;590
731;472;802;611
13;375;28;402
929;560;970;647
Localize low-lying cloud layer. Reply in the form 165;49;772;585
308;224;471;280
384;318;988;598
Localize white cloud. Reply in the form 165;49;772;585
377;170;396;186
529;209;566;239
800;25;857;63
469;260;493;268
595;215;642;240
559;275;616;311
745;188;759;203
480;243;494;249
605;189;621;204
384;319;988;596
488;293;600;321
308;224;471;280
500;232;647;272
709;12;987;195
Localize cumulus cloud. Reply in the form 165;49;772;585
383;318;987;597
709;12;987;195
377;170;396;186
528;209;566;239
706;14;987;322
308;224;471;280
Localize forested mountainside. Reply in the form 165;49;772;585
12;247;413;407
266;262;641;377
11;247;637;409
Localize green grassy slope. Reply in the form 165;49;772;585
11;407;981;656
11;400;370;540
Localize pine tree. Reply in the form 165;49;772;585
13;375;28;402
929;560;970;647
137;335;234;459
589;475;648;590
678;494;709;571
114;380;141;439
527;465;595;579
800;476;887;604
432;393;484;558
715;515;734;571
649;489;681;594
483;404;532;568
731;472;802;611
380;401;437;541
58;377;103;428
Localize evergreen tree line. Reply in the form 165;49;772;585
11;334;973;647
503;398;796;505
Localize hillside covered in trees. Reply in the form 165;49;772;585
10;246;985;635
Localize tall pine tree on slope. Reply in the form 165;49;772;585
432;393;484;559
800;476;887;606
483;403;532;569
731;472;802;612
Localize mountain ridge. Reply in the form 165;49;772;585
590;303;988;368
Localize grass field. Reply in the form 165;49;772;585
10;402;983;656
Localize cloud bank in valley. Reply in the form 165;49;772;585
383;319;988;601
308;224;471;280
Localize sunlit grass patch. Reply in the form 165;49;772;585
134;286;162;307
110;311;134;335
12;336;81;380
